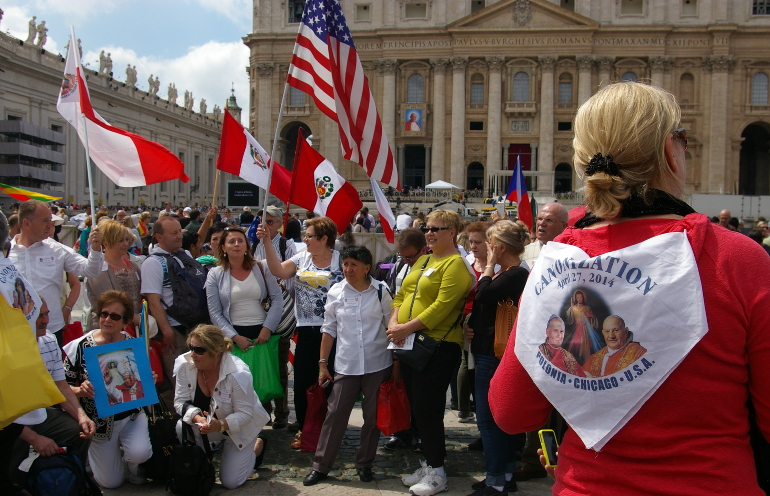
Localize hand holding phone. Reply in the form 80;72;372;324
538;429;559;468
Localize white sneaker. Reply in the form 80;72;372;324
402;459;429;486
409;468;448;495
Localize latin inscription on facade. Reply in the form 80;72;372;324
357;38;712;50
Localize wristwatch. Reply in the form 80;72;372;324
218;419;227;433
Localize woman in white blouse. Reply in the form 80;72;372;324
302;245;393;487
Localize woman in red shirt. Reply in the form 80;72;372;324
490;82;770;495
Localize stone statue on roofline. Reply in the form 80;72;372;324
26;16;36;44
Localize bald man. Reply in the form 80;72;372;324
583;315;647;378
521;202;569;270
718;209;737;231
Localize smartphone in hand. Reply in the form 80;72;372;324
538;429;559;468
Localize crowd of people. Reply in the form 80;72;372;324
2;81;770;496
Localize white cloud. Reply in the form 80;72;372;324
193;0;251;27
83;41;250;123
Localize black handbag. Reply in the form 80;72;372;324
394;258;461;372
140;396;179;482
167;404;215;496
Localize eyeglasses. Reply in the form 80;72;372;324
671;128;688;151
421;227;450;234
303;234;319;239
400;251;421;263
189;345;207;355
99;311;123;321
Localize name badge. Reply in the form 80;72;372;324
344;297;359;307
217;392;232;403
424;268;435;277
39;256;55;266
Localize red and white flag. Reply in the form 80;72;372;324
289;139;362;234
370;177;395;243
215;109;292;203
287;0;400;190
56;30;188;187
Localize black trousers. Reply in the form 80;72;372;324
293;326;335;430
402;341;461;468
0;423;24;495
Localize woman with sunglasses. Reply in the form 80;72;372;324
174;324;270;489
387;209;473;496
85;220;143;331
257;216;343;449
63;290;152;488
490;82;770;495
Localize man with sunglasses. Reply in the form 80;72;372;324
252;206;296;430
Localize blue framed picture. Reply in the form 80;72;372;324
83;338;158;418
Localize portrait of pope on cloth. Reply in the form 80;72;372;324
538;315;585;377
583;315;647;378
404;110;422;132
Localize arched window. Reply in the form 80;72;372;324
470;73;485;104
621;71;638;82
752;72;769;106
679;73;695;103
513;71;530;102
289;86;306;106
554;162;573;193
467;162;484;190
407;74;425;103
558;72;573;104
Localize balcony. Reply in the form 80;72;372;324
285;105;311;116
0;163;66;183
505;101;537;115
679;103;700;115
0;142;66;165
746;104;770;115
0;120;65;146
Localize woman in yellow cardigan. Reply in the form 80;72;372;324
387;209;473;496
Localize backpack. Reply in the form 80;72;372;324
167;416;215;496
154;251;209;328
25;448;101;496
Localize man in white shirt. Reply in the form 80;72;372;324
9;200;103;346
69;205;91;231
252;206;296;430
395;212;413;232
10;299;96;486
521;203;568;270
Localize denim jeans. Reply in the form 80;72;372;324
475;353;517;486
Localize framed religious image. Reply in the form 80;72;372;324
83;337;158;418
401;103;427;137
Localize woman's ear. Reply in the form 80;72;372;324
663;133;682;178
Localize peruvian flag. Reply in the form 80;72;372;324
215;109;292;203
506;154;533;230
56;30;188;187
370;177;395;243
289;139;362;234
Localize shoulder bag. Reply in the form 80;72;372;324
394;258;462;372
255;261;297;337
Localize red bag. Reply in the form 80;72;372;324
148;339;164;385
376;379;411;436
61;322;83;347
300;384;328;452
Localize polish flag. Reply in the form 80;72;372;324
56;30;188;187
289;138;362;234
370;177;395;243
215;109;292;203
506;154;533;230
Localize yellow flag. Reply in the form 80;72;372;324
0;299;64;429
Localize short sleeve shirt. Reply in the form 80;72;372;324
290;250;344;326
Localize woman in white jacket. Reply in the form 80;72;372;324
173;325;270;489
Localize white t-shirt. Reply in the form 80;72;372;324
16;332;64;426
229;272;266;326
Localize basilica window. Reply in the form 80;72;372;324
407;74;425;103
290;86;306;106
620;0;644;15
621;71;638;82
753;0;770;15
512;72;531;102
470;73;485;104
405;2;428;19
752;72;769;106
681;0;697;16
558;73;573;105
356;4;372;22
560;0;575;12
288;0;304;23
471;0;485;14
679;73;695;104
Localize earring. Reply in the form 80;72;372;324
223;252;228;258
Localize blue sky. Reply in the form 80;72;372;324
4;0;253;121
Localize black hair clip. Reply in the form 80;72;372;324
584;153;621;177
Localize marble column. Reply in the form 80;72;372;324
450;56;468;187
530;143;538;191
598;57;613;89
649;56;669;88
430;58;449;185
576;55;594;106
378;59;399;155
486;56;505;190
538;56;557;192
255;62;274;146
424;144;432;185
705;55;735;193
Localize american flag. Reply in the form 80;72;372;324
287;0;400;189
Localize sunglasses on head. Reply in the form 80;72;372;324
224;227;244;232
671;127;688;150
421;227;450;234
99;311;124;321
189;345;207;355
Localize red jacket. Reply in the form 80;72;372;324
490;213;770;495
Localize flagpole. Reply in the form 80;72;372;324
212;170;220;207
283;128;306;230
260;82;290;218
80;114;97;222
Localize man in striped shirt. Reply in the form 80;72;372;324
9;299;96;485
